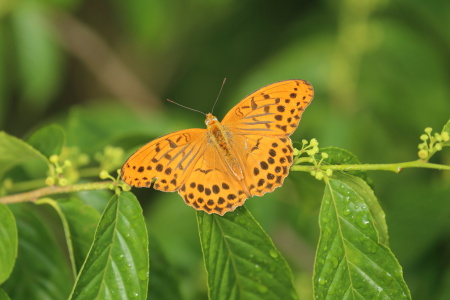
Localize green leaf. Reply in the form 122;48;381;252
0;288;11;300
197;206;297;300
12;1;63;113
0;204;18;284
66;105;168;154
76;189;111;214
147;234;183;300
443;119;450;133
320;146;373;187
27;124;66;158
442;119;450;147
0;131;49;178
69;192;149;300
38;197;100;276
0;25;8;128
3;204;72;299
313;173;410;299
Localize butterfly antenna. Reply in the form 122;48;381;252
211;78;227;114
166;99;206;116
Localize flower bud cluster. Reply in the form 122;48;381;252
417;127;449;160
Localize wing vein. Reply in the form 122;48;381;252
241;121;273;125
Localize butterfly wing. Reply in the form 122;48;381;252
178;144;249;215
222;80;314;136
121;129;208;191
217;80;314;203
231;134;295;197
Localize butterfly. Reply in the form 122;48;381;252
121;80;314;215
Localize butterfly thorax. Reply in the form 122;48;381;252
205;113;244;180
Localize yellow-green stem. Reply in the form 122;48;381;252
0;181;115;204
291;160;450;173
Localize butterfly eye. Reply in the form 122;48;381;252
205;116;218;126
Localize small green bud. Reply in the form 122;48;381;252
63;160;72;167
45;177;55;186
310;170;317;177
418;149;428;159
293;148;300;156
442;131;449;142
307;150;316;156
59;178;68;186
302;139;308;145
78;154;90;165
321;152;329;159
310;138;319;147
418;143;425;149
420;134;428;141
122;184;132;191
435;144;442;151
100;170;110;179
49;155;59;163
55;167;63;174
315;172;324;180
3;178;13;189
435;133;442;142
424;127;433;134
325;169;333;176
104;146;113;155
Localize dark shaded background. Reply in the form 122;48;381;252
1;0;449;298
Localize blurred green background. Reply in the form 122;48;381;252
1;0;449;299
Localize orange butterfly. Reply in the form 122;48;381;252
121;80;314;215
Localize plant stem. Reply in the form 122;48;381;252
0;181;114;204
1;160;448;205
291;160;450;173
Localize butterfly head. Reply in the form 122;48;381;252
205;113;218;126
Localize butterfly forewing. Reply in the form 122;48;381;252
222;80;314;136
121;129;207;191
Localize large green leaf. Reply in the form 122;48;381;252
0;131;49;177
313;173;410;299
66;105;170;154
0;204;17;284
0;25;7;128
70;192;149;300
0;288;11;300
3;204;72;300
27;124;66;158
197;206;297;300
147;233;183;300
38;197;100;276
12;1;63;112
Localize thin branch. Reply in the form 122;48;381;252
51;11;162;112
2;161;448;205
291;160;450;173
0;181;114;204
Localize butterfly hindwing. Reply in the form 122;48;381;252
232;135;294;197
178;145;248;215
